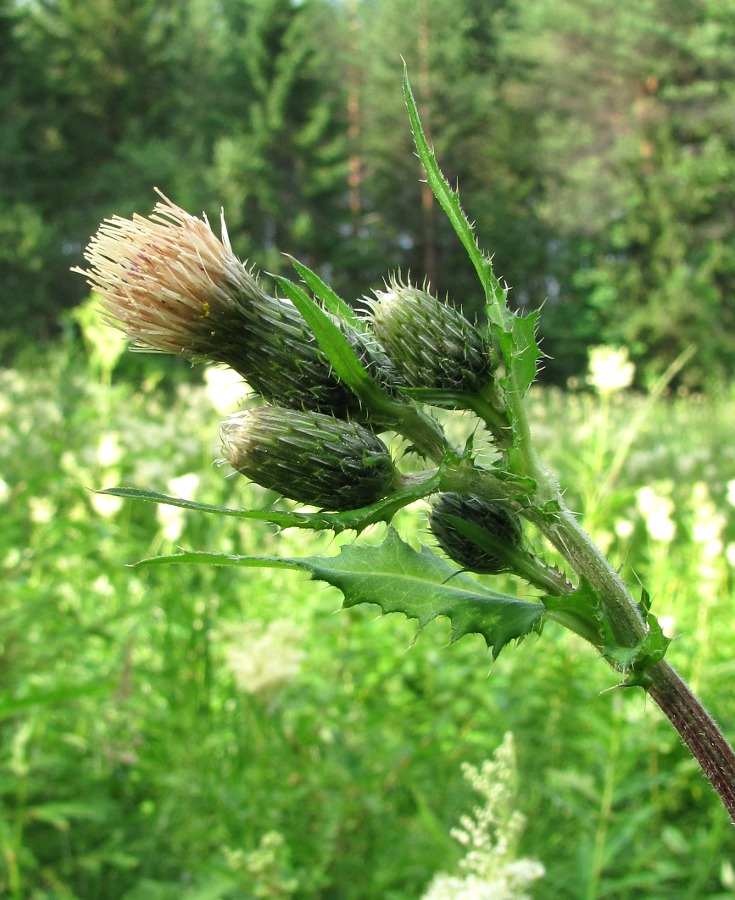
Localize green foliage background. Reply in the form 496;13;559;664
3;0;735;894
2;0;735;384
2;336;735;898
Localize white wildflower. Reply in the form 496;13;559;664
203;365;246;413
4;548;22;569
223;830;298;895
223;619;305;696
60;450;79;476
90;490;123;519
90;469;124;519
614;518;635;540
157;472;200;542
423;733;544;900
97;432;123;468
586;346;635;396
168;472;200;500
29;496;55;525
636;484;676;544
691;482;725;559
92;575;115;598
722;858;735;889
72;291;129;377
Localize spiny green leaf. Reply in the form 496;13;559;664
135;528;545;659
288;257;362;328
544;580;605;649
274;275;455;461
543;580;670;678
487;464;537;497
403;67;542;416
620;611;671;688
99;471;444;534
133;550;301;569
275;274;396;417
511;311;542;396
400;387;478;409
638;586;652;614
402;65;508;327
496;312;542;399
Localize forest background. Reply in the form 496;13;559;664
2;0;735;385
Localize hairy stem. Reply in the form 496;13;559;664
531;504;735;820
441;462;648;647
647;661;735;823
440;459;735;818
535;502;735;818
531;505;648;648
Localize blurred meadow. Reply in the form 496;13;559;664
2;321;735;898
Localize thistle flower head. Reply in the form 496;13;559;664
221;406;401;511
74;193;363;415
366;277;494;395
74;191;270;361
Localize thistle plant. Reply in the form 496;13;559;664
76;70;735;825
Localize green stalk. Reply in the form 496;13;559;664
394;403;459;463
442;457;735;820
530;503;648;648
585;696;621;900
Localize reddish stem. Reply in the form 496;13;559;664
648;660;735;822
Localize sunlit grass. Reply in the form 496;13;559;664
1;338;735;898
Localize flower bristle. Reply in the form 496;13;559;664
74;193;365;416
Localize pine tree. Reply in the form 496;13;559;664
2;0;193;342
0;0;54;338
500;0;735;383
601;0;735;383
207;0;348;279
347;0;547;320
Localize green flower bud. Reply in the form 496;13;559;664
74;192;361;417
429;492;523;574
221;407;401;511
344;326;404;394
238;297;364;415
366;279;493;394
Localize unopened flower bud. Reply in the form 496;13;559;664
367;280;493;394
429;492;523;574
74;193;360;416
345;327;403;393
221;407;401;511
